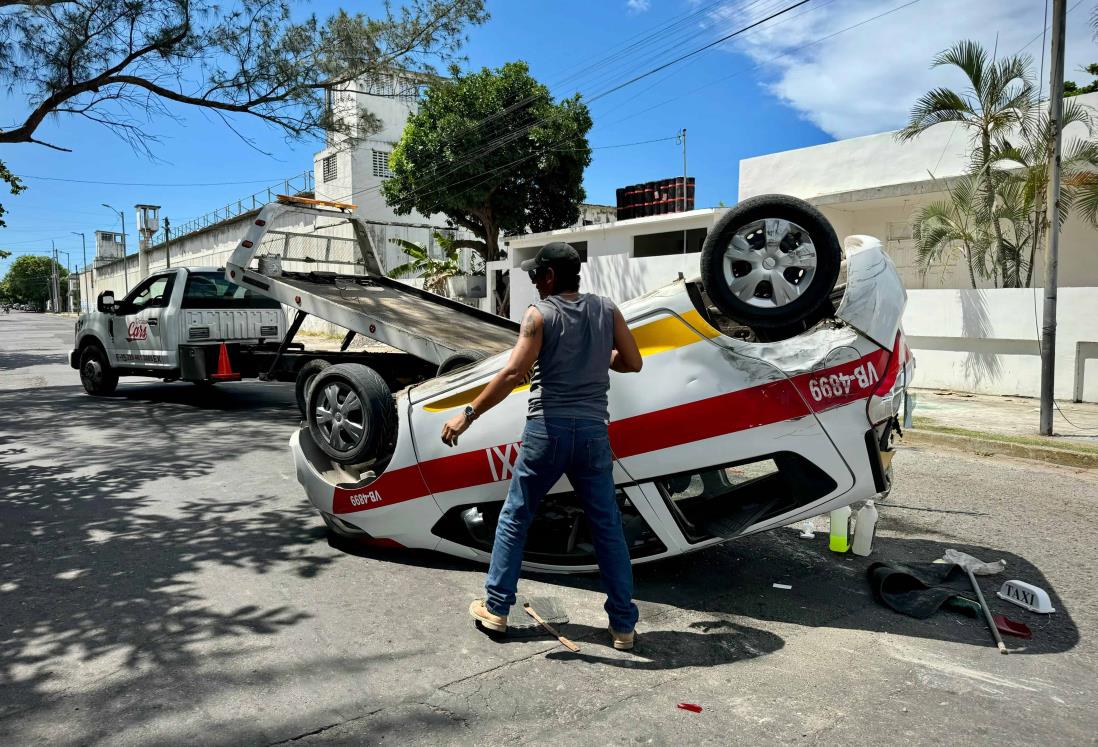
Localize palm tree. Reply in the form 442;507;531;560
899;40;1033;278
388;232;463;296
912;174;993;288
991;97;1098;286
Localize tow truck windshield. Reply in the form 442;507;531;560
181;271;282;310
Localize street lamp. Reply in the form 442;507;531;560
101;203;129;294
72;232;89;313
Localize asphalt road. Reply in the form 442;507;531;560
1;312;1096;746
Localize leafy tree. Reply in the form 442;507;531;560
0;0;487;153
2;255;68;309
382;61;593;264
1064;63;1098;97
1;160;26;228
898;40;1032;279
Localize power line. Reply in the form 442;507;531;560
586;0;813;103
591;135;679;149
606;0;924;127
323;1;810;209
14;174;293;187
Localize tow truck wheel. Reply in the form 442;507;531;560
79;344;118;396
436;349;488;376
700;194;841;333
295;358;332;416
307;363;396;465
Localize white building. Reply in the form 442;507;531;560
504;95;1098;402
310;73;462;274
739;91;1098;291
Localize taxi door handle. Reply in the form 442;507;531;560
147;317;158;326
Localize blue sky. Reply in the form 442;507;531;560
1;0;1094;276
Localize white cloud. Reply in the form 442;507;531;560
713;0;1096;139
627;0;651;13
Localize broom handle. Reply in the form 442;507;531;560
523;605;580;652
966;568;1007;655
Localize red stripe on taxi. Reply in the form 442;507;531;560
333;348;890;514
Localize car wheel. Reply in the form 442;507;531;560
79;343;118;396
436;349;488;376
295;358;332;416
700;194;841;331
307;363;396;465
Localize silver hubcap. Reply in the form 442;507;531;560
83;359;102;384
721;218;817;308
315;381;366;452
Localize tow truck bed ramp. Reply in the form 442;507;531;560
226;200;517;365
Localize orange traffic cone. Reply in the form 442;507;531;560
210;342;241;381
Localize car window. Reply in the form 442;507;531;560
123;275;175;313
181;272;281;309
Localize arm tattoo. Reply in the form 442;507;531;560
522;312;539;338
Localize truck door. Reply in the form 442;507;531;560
114;273;177;370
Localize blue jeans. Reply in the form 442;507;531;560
484;417;639;633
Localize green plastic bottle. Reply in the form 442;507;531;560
829;506;851;553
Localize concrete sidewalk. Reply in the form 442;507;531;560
907;388;1098;468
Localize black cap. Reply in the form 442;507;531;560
520;241;581;273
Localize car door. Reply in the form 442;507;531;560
114;273;177;369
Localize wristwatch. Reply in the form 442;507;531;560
463;404;478;422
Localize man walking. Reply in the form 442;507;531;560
441;242;644;650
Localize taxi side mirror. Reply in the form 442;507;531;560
97;291;116;313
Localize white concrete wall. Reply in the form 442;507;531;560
903;287;1098;402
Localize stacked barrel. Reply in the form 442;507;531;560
615;177;695;220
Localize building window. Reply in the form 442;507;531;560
633;228;707;258
372;150;394;179
322;155;338;183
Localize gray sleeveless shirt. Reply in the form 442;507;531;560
527;293;615;422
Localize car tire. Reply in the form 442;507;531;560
79;343;119;396
307;363;396;465
700;194;841;331
295;358;332;416
436;349;488;376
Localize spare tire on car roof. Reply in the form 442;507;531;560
700;194;841;332
436;349;489;377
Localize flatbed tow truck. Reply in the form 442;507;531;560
72;196;516;410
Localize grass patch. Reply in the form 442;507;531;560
911;416;1098;455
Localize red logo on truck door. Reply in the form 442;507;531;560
126;320;148;341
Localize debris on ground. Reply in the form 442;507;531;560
994;614;1033;639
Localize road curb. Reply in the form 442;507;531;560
904;428;1098;469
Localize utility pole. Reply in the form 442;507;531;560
677;127;688;252
72;232;88;312
164;217;172;269
50;241;60;312
1040;0;1067;436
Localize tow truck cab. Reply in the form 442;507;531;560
71;267;285;377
